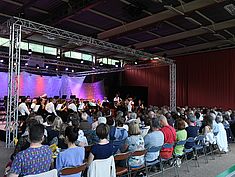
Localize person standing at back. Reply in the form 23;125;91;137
159;115;176;159
8;124;52;177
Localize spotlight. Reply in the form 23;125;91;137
134;61;138;65
56;54;60;59
45;65;49;69
92;67;96;70
25;63;28;66
56;68;58;71
100;62;103;66
36;64;40;69
14;63;16;66
115;62;121;68
28;49;32;55
65;68;68;71
72;69;74;73
0;59;3;63
81;60;84;64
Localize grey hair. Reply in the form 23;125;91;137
152;118;161;129
130;112;137;120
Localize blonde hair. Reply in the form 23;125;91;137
128;120;141;135
52;117;63;131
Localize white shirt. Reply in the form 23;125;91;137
78;102;85;110
45;102;57;116
114;97;120;102
56;104;63;111
18;102;30;116
68;103;77;112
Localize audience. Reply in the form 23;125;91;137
159;115;176;159
6;94;233;176
144;118;164;163
8;124;52;177
87;123;114;165
56;126;85;177
122;120;145;168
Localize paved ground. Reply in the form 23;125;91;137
0;141;13;176
0;141;235;176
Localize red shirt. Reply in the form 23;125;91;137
160;125;176;159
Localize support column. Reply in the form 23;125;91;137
6;23;21;148
170;63;176;111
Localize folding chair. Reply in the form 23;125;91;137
114;152;132;177
145;146;162;177
183;137;195;172
194;135;208;167
174;139;187;176
129;149;147;176
160;143;178;177
60;163;87;176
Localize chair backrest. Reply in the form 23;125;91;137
132;149;147;156
60;163;87;175
147;146;162;153
186;137;195;143
114;152;131;161
162;143;174;149
175;140;186;146
88;156;116;177
24;169;57;177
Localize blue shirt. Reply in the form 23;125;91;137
144;131;164;162
10;145;53;176
91;143;114;160
56;146;85;177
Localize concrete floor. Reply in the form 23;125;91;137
0;141;235;177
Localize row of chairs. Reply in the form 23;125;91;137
28;135;222;177
114;134;222;177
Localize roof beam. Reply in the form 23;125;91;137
66;19;105;32
98;0;218;39
1;0;48;14
88;9;125;24
155;38;235;57
134;19;235;49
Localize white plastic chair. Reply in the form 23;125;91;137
24;169;57;177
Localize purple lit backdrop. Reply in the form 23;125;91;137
0;72;104;100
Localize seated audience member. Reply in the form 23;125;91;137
56;126;85;177
80;112;92;130
71;119;88;147
8;124;52;177
47;116;62;144
174;119;187;156
141;117;151;137
110;117;128;153
185;114;199;149
202;115;216;145
88;123;114;165
144;118;164;162
12;116;47;159
210;111;219;134
50;123;69;149
159;115;176;159
215;113;228;152
122;120;145;168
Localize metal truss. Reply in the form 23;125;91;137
7;17;173;64
170;63;176;111
6;23;21;148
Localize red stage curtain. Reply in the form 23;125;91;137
123;48;235;109
175;48;235;109
122;66;169;106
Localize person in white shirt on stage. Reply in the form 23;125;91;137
78;99;85;111
68;100;77;112
114;94;121;103
45;98;57;116
18;97;30;116
101;97;109;107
